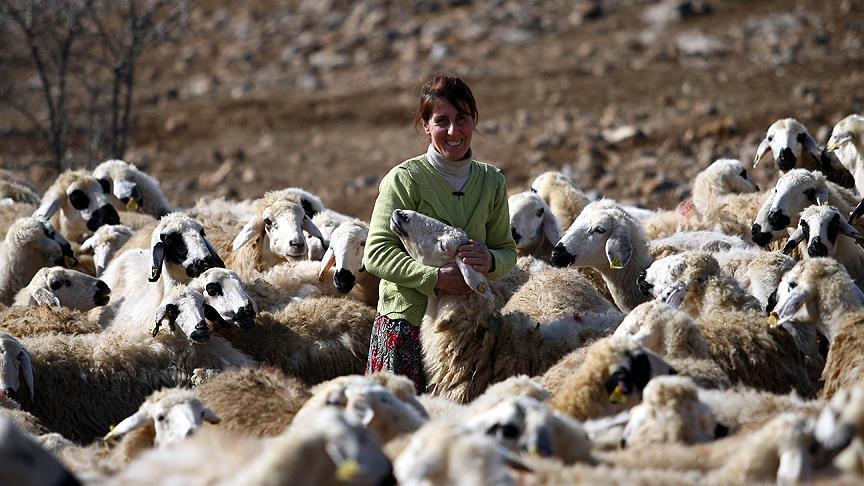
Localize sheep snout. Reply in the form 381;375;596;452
333;268;356;293
86;204;121;231
550;243;575;267
777;147;797;171
751;223;773;247
767;209;791;231
189;321;211;343
93;280;111;306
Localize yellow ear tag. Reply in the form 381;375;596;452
768;313;779;328
335;459;361;482
126;197;139;211
151;267;158;278
609;384;627;404
528;445;539;456
609;256;624;270
64;256;77;267
477;282;487;293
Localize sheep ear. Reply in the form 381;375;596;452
302;215;325;243
34;194;61;220
777;446;810;485
318;247;336;281
754;137;772;167
149;241;165;282
347;396;375;427
31;288;60;307
105;410;149;440
783;227;806;255
541;207;561;246
152;304;175;337
605;226;632;270
202;406;220;424
455;258;494;301
80;236;95;254
19;350;33;402
837;218;864;250
774;287;810;322
797;132;822;161
232;215;263;251
203;238;225;268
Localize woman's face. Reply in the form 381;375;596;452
423;98;473;161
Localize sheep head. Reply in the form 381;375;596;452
5;217;77;269
508;192;560;253
783;205;864;258
232;189;325;261
751;169;828;247
149;212;224;284
551;200;636;272
34;170;121;241
389;209;493;300
19;267;110;310
0;333;33;407
105;388;219;448
754;118;822;172
79;224;134;276
319;220;368;294
152;286;211;343
92;159;147;213
826;114;864;167
189;268;256;329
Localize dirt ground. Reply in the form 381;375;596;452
2;0;864;219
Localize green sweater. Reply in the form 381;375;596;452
364;154;517;325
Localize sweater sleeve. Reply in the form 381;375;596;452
485;170;517;281
363;168;440;299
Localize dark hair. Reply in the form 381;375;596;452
414;74;479;133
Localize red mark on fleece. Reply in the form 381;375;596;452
572;312;582;322
677;199;695;216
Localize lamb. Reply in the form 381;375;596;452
226;189;325;279
113;407;394;486
548;335;677;421
13;267;110;310
509;191;560;260
317;218;380;306
79;224;134;276
827;114;864;222
33;170;121;242
306;207;355;260
0;216;77;305
782;204;864;287
751;168;860;247
194;367;311;437
92;159;173;217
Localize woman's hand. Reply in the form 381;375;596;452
435;263;472;295
457;239;493;274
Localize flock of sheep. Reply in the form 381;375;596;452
1;113;864;484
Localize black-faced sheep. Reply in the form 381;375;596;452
783;204;864;287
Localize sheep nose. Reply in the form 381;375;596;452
87;205;120;231
777;147;796;171
289;238;305;249
333;268;356;293
235;303;256;329
94;280;111;306
511;227;521;244
751;223;773;247
189;321;210;343
767;210;790;231
808;237;828;257
550;243;576;268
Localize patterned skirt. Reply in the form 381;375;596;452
365;313;426;394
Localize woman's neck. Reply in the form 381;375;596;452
426;144;472;192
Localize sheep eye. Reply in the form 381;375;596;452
156;415;165;422
263;218;273;229
200;411;205;418
205;283;222;297
788;281;797;289
98;178;111;193
49;279;63;291
530;187;537;193
69;190;90;210
768;135;774;142
536;207;544;218
593;227;607;234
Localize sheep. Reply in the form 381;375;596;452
691;158;761;215
509;191;560;260
92;159;173;217
79;224;133;276
0;305;101;337
740;250;796;311
317;218;380;306
697;386;821;434
226;189;325;280
0;169;40;205
751;168;859;247
0;416;80;486
754;118;826;174
194;367;310;437
531;171;591;230
306;207;355;260
771;257;864;399
0;216;77;305
782;204;864;287
113;407;394;486
827;114;864;222
13;267;110;310
548;335;677;422
33;170;121;242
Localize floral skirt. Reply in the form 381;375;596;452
365;313;426;394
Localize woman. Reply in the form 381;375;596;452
363;74;517;392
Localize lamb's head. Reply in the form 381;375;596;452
4;217;77;269
826;114;864;168
189;267;255;329
751;169;829;247
79;224;134;276
92;159;148;213
465;395;594;464
318;220;368;294
551;200;639;272
149;212;224;283
783;205;864;258
754;118;822;172
19;267;111;309
602;337;677;406
34;170;120;240
152;286;211;343
771;258;863;335
814;384;864;459
742;251;795;312
703;158;760;194
390;209;492;300
0;333;33;407
232;189;324;260
104;388;219;448
508;192;559;252
640;254;688;302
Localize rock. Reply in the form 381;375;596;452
496;28;534;45
676;31;724;57
643;0;712;26
602;126;645;145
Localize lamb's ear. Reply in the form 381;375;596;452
31;288;60;307
777;446;811;485
19;350;33;401
232;215;263;251
774;287;810;323
105;410;149;441
202;406;220;424
455;258;494;301
318;247;336;281
152;303;176;337
783;227;806;255
149;241;165;282
837;217;864;250
605;225;632;270
302;215;325;243
203;238;225;268
803;187;828;205
34;193;61;220
754;137;772;167
80;235;96;254
541;207;561;246
797;132;822;161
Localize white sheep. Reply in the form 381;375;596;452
33;170;121;242
13;267;110;310
754;118;825;173
531;171;591;230
509;191;560;260
0;217;77;305
826;114;864;191
92;159;173;217
317;218;379;306
79;224;133;276
782;204;864;287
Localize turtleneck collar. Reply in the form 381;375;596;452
426;144;472;178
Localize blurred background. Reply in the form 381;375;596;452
1;0;862;218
